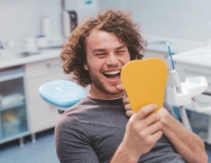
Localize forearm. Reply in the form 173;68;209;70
110;143;140;163
161;109;208;163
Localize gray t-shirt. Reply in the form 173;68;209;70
55;96;186;163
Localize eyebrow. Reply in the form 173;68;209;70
92;49;106;53
92;45;127;53
116;45;127;50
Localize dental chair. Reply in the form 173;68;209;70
39;80;86;114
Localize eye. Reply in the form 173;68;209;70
96;53;107;58
116;50;125;54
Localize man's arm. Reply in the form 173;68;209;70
121;96;208;163
158;108;208;163
110;104;163;163
117;84;208;163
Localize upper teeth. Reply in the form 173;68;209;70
104;70;120;75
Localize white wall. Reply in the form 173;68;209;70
1;0;211;44
99;0;211;42
0;0;99;47
0;0;62;43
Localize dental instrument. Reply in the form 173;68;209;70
167;42;208;131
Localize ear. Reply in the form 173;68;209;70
84;63;88;70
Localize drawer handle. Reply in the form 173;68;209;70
46;63;61;68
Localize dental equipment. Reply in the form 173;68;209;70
167;42;208;131
39;80;86;114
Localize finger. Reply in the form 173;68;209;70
124;103;131;111
144;113;161;127
123;96;129;105
141;121;162;137
126;110;134;117
148;130;163;143
134;112;161;130
136;104;158;120
116;84;125;91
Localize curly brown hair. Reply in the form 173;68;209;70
60;10;147;87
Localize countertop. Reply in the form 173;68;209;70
172;47;211;68
0;35;206;69
0;48;62;69
144;35;205;54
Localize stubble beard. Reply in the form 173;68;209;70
89;70;122;96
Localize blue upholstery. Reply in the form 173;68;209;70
39;80;86;110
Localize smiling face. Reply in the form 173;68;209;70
84;29;130;99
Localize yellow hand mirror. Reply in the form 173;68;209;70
121;58;168;112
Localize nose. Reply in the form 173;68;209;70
106;53;118;66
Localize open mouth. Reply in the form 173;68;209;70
103;70;120;79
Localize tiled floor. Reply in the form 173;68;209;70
0;128;59;163
0;128;211;163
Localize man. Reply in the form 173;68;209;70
55;10;208;163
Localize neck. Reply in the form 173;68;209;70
88;93;126;100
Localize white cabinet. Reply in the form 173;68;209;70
0;55;90;145
0;54;91;145
27;100;60;133
25;58;70;134
0;48;92;145
0;67;29;144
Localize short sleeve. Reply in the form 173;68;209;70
54;115;99;163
